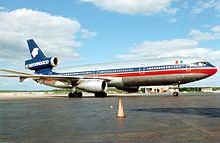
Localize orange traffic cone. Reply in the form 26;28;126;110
116;98;126;118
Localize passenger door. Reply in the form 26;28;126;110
139;64;145;75
186;64;191;72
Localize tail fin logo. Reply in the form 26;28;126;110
31;48;39;58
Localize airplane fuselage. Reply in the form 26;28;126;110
43;57;217;90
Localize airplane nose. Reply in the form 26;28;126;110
210;67;218;76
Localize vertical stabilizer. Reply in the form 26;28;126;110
25;39;58;74
27;39;46;60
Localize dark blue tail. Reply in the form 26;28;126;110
25;39;58;74
27;39;47;60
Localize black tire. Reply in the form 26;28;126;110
68;93;74;98
173;92;179;96
68;92;83;98
95;92;107;97
76;92;83;97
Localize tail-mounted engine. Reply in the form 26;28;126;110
25;57;59;71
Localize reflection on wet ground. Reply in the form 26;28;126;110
1;94;220;142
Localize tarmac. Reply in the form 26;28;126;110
0;92;220;143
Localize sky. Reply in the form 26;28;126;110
0;0;220;90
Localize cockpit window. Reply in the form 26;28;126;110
198;61;208;66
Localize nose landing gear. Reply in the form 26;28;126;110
173;92;179;96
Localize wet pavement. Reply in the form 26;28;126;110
1;94;220;143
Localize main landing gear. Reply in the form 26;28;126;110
68;87;83;98
68;92;83;98
68;92;107;98
94;92;107;97
68;87;107;98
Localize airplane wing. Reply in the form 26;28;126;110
0;69;113;83
0;69;32;75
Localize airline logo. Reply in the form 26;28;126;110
26;60;50;69
32;48;39;58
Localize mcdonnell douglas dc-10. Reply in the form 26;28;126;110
0;39;217;97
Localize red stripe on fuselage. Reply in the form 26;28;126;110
95;68;217;77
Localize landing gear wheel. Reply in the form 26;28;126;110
95;92;107;97
173;92;179;96
68;93;74;98
76;92;82;98
68;92;83;98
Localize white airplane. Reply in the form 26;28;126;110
0;39;217;97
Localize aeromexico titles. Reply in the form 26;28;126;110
0;39;217;97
